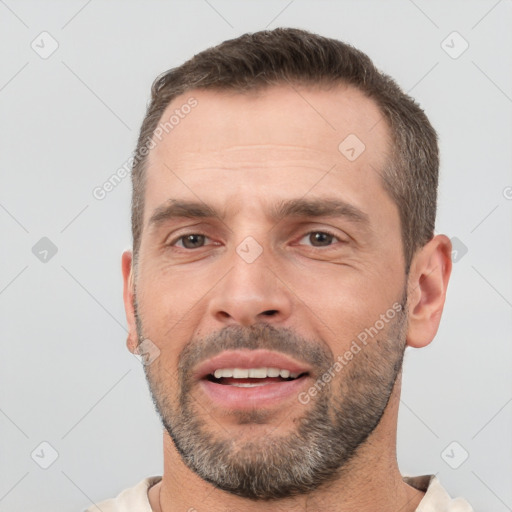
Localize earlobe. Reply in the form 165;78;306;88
406;235;452;349
122;250;139;354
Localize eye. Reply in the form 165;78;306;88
172;234;210;249
298;231;340;247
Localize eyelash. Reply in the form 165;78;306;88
168;230;344;249
169;233;215;249
296;229;343;246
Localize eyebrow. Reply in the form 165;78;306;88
270;198;370;226
147;197;370;230
148;199;220;229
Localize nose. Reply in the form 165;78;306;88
208;246;293;327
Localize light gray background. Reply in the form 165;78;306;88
1;1;511;511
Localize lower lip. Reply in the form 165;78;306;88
199;377;309;409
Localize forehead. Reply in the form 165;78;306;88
143;84;395;224
150;84;388;162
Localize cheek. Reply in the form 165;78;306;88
134;265;213;371
281;263;404;349
137;260;213;322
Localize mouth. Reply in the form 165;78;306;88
205;367;307;387
195;350;312;409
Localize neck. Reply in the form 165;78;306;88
149;376;424;512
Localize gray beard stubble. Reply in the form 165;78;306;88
135;294;407;501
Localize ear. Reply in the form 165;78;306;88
406;234;452;348
122;250;139;354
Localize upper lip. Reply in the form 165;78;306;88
195;349;312;380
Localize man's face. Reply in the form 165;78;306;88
129;85;408;499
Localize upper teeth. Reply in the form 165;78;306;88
213;368;300;379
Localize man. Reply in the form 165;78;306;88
86;28;473;511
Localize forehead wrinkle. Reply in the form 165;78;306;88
161;146;337;172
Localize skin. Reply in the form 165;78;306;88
121;84;452;511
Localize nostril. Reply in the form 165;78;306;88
262;310;278;316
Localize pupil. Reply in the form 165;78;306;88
183;234;204;248
311;232;332;246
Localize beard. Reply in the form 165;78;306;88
134;292;408;501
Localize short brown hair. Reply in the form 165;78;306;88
130;27;438;272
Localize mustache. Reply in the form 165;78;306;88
178;323;334;377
